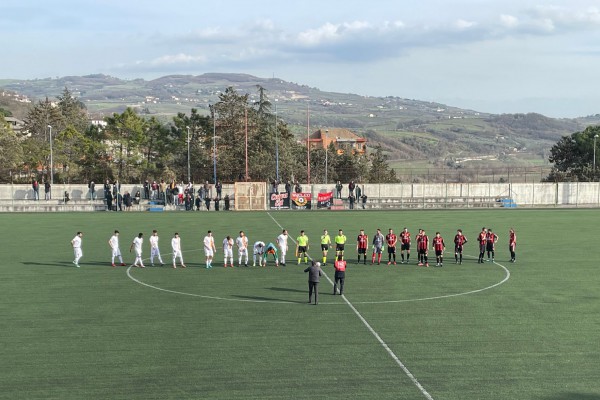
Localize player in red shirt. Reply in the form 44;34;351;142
486;228;498;262
399;227;411;264
453;229;468;264
432;232;445;267
417;229;429;267
385;228;397;265
476;227;487;264
509;228;517;263
333;255;346;295
356;229;369;265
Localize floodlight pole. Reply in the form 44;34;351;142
594;134;599;180
275;103;279;183
325;129;328;184
186;126;191;183
48;125;53;187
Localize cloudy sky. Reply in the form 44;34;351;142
3;0;600;117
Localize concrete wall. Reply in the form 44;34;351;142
3;182;600;207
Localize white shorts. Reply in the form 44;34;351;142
74;248;82;259
172;250;182;259
151;247;160;256
224;248;233;258
135;250;142;258
279;247;287;255
238;248;248;256
204;248;214;257
111;248;121;257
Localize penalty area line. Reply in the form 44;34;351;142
266;212;435;400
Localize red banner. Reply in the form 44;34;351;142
291;192;312;209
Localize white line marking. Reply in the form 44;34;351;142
267;212;435;400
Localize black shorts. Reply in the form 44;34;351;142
418;248;427;255
358;248;367;254
336;244;345;252
435;250;443;256
298;246;307;254
401;243;410;251
455;245;463;253
486;243;494;251
321;244;329;251
387;246;396;254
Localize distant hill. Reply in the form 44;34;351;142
1;73;598;169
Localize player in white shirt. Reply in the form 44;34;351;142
222;235;234;268
129;232;145;268
71;231;83;268
276;229;289;266
108;230;125;267
171;232;185;268
203;230;216;269
253;241;266;267
236;231;249;267
149;229;165;266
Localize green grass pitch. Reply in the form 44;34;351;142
1;209;599;400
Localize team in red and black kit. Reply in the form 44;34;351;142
485;228;498;262
356;229;369;264
476;227;487;263
453;229;468;264
400;227;411;264
509;228;517;262
385;228;397;265
416;229;430;267
432;232;445;267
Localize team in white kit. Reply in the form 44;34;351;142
70;229;289;269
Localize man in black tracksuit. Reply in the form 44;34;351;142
304;261;323;305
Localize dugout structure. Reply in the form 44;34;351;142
234;182;267;211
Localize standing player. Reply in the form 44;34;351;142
509;228;517;262
453;229;468;264
253;241;266;267
108;230;125;267
417;229;429;267
129;233;145;268
276;229;289;266
222;235;234;268
385;228;397;265
486;228;498;262
149;230;165;266
333;255;346;295
400;227;411;264
71;231;83;268
320;229;331;265
432;232;445;267
334;229;347;260
236;231;249;267
296;230;309;265
171;232;186;268
356;229;368;264
203;231;216;269
371;228;385;265
477;227;487;264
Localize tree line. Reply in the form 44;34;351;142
0;86;397;185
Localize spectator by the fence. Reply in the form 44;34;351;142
143;180;150;199
105;189;113;211
134;190;141;205
185;193;193;211
32;179;39;200
285;180;292;196
361;194;368;209
294;182;302;193
203;181;211;199
216;181;222;198
271;180;278;194
44;180;51;200
160;179;166;201
355;185;362;200
224;194;230;211
204;196;211;211
63;191;70;203
112;180;121;197
214;197;220;211
348;181;356;197
103;179;111;198
88;181;96;200
335;181;342;199
123;191;132;210
195;194;202;210
116;192;123;211
151;180;158;199
348;193;355;210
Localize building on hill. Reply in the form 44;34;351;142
4;117;25;135
307;128;367;155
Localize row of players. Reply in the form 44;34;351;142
70;227;517;269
